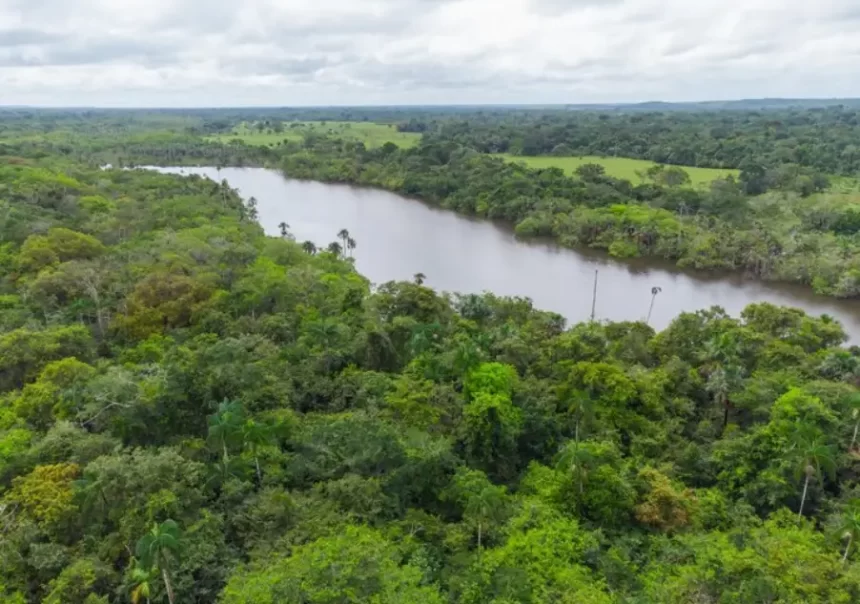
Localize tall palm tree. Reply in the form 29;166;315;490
135;520;182;604
346;237;357;257
646;286;662;325
327;241;343;257
337;228;350;251
462;483;506;551
245;197;258;221
278;222;290;238
207;400;244;464
301;240;317;255
557;383;595;447
219;179;231;208
836;500;860;563
414;272;426;285
706;366;732;428
557;439;597;496
568;392;595;447
790;424;837;521
847;392;860;451
243;419;274;483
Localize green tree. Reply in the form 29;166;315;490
135;520;182;604
446;468;509;551
129;562;158;604
220;525;444;603
242;418;274;483
207;400;245;464
557;438;597;496
847;391;860;450
789;424;836;520
835;500;860;563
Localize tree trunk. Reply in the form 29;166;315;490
843;533;853;564
255;456;262;484
798;473;811;521
646;295;656;325
851;420;859;450
222;441;230;465
477;521;482;551
162;568;175;604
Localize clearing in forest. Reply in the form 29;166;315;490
208;121;421;149
496;154;739;187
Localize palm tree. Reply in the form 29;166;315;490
219;179;231;208
706;366;732;428
790;424;836;521
245;196;258;221
462;482;506;551
568;391;595;447
646;286;662;325
836;500;860;563
207;400;244;464
135;520;182;604
557;439;597;496
301;240;317;255
337;228;350;249
243;419;274;483
847;392;860;451
414;272;426;285
278;222;290;238
129;562;158;604
346;237;357;257
205;457;249;489
327;241;343;257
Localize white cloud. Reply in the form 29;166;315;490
0;0;859;106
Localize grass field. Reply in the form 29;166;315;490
497;154;739;188
208;121;421;149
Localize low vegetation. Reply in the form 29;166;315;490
497;154;739;188
208;120;421;149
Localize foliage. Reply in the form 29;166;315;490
3;116;860;603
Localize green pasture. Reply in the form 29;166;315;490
497;154;739;187
208;121;421;149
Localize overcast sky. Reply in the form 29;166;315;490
1;0;859;107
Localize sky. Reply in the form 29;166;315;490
1;0;860;107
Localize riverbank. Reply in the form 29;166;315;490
274;141;860;301
150;166;860;341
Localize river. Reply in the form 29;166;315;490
153;166;860;341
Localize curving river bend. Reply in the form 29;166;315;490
155;167;860;342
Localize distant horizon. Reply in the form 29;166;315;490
5;97;860;111
6;0;860;108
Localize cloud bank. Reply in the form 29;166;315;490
1;0;859;106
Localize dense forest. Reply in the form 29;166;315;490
413;107;860;176
3;112;860;603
